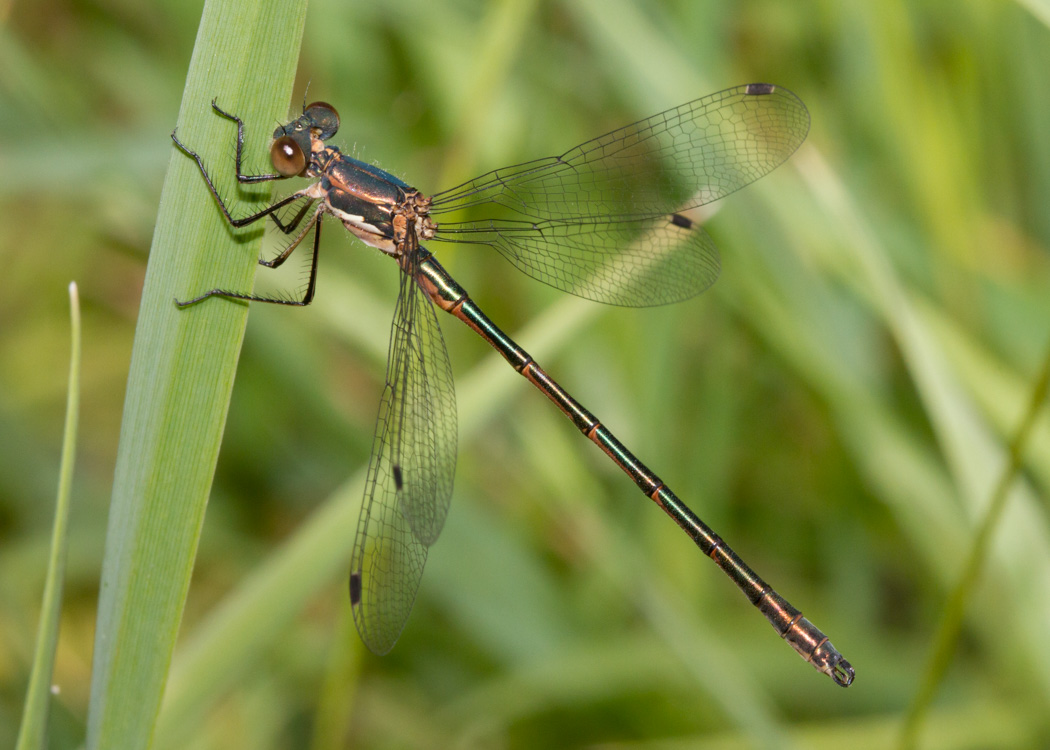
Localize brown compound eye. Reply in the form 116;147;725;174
270;135;306;176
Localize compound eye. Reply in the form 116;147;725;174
270;136;306;176
304;101;340;138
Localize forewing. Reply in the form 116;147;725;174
428;84;808;306
349;263;457;655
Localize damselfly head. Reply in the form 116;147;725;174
269;102;340;177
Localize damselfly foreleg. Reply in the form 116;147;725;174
171;102;315;235
172;105;328;306
171;128;311;229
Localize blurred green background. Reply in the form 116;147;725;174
3;0;1050;747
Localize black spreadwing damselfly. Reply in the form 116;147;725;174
172;83;854;687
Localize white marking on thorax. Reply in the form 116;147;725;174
325;200;396;254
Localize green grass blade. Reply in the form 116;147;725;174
15;282;81;750
84;2;307;748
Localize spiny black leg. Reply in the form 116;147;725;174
209;100;285;184
297;210;323;306
170;126;311;228
175;213;324;307
268;198;317;235
171;96;319;228
261;205;324;269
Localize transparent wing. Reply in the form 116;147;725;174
428;83;808;306
349;252;457;654
434;214;722;307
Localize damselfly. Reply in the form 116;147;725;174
172;83;854;686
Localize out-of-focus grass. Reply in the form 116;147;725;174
2;0;1050;748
